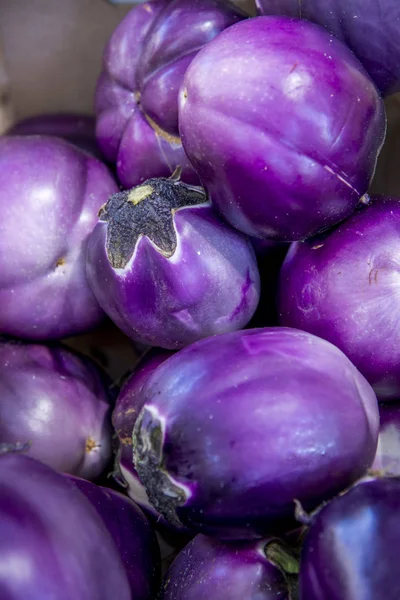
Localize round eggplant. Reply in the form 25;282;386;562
178;16;386;241
66;475;161;599
0;135;118;340
279;196;400;400
0;340;112;479
299;477;400;599
132;327;379;539
160;534;294;599
86;174;260;349
95;0;245;188
0;452;131;599
256;0;400;97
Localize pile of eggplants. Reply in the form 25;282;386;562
2;0;400;597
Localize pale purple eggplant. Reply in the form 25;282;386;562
86;174;260;349
0;339;113;480
0;135;118;339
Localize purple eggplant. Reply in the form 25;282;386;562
66;475;161;599
95;0;245;188
178;16;386;241
86;173;260;349
7;113;100;156
279;196;400;400
113;348;173;517
0;135;118;340
256;0;400;97
0;339;113;480
0;452;131;599
132;327;379;539
372;403;400;476
299;477;400;599
159;534;296;599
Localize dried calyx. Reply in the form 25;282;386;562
99;168;207;269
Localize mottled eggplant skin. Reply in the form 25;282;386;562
7;113;100;156
160;535;290;599
0;340;113;480
300;478;400;600
372;403;400;475
279;196;400;401
0;453;131;600
133;327;379;539
95;0;244;188
86;177;260;349
178;16;386;241
0;135;118;340
66;475;161;600
256;0;400;96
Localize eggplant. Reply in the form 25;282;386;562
132;327;379;539
86;174;260;349
0;452;131;599
300;477;400;599
279;196;400;400
66;475;161;599
159;534;295;599
256;0;400;97
95;0;245;188
0;339;112;480
0;135;118;340
178;16;386;241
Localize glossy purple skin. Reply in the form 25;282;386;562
87;203;260;349
95;1;190;188
95;0;244;188
372;403;400;475
0;135;118;340
113;349;174;520
7;113;99;156
66;475;161;600
0;340;113;480
160;535;289;599
178;16;386;241
300;478;400;599
132;327;379;539
256;0;400;96
0;453;130;600
136;0;245;135
279;196;400;400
